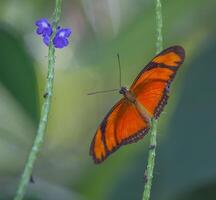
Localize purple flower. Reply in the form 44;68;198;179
35;18;72;48
35;18;53;37
53;28;72;48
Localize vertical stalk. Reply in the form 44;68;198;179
155;0;163;53
142;120;158;200
13;1;62;200
142;0;163;199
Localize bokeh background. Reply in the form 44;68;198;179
0;0;216;199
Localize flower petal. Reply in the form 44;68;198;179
35;18;49;26
43;35;50;46
36;27;43;35
35;18;52;37
53;37;65;48
62;28;72;37
63;38;69;46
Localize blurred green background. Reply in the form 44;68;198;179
0;0;216;199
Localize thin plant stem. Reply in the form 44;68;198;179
13;1;62;200
142;120;158;200
155;0;163;54
142;0;163;199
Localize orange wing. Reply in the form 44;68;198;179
130;45;185;118
90;98;150;163
90;45;185;164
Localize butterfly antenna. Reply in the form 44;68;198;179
87;54;122;96
117;53;122;88
87;88;119;95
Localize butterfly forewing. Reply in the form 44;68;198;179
130;45;185;118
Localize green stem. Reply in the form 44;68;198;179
142;120;158;200
13;1;62;200
155;0;163;54
142;0;163;199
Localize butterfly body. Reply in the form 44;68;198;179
119;86;152;125
90;46;185;164
119;87;135;103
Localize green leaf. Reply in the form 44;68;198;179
0;26;38;123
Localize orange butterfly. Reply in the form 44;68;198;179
90;46;185;164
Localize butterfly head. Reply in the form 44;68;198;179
119;87;128;95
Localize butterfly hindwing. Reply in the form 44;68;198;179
90;98;149;163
